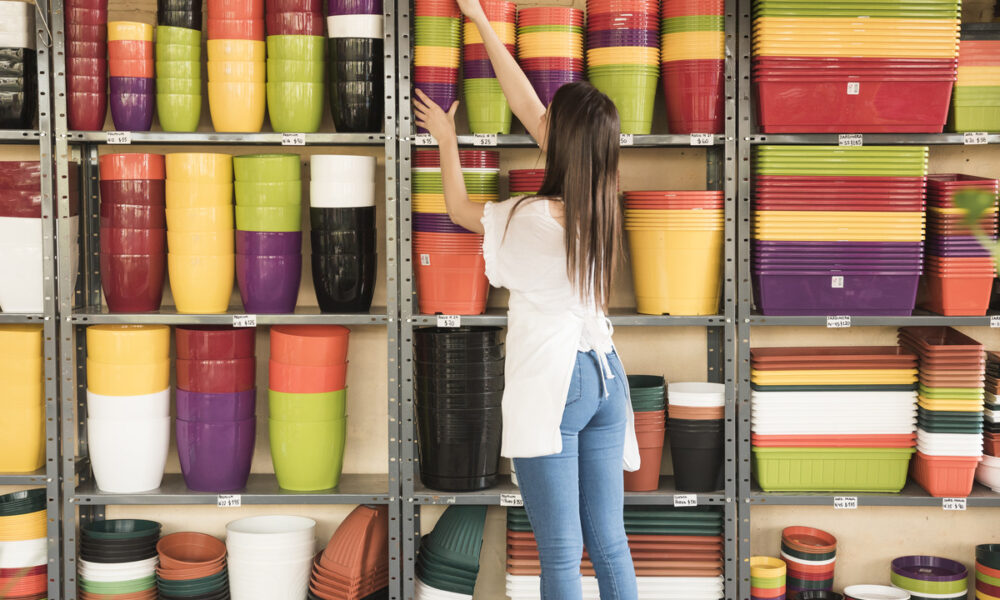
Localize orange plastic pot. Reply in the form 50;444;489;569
635;429;665;447
108;40;154;60
270;325;349;366
206;17;265;40
921;273;993;316
156;531;226;567
669;405;724;419
911;451;980;497
156;560;225;580
109;58;154;77
99;153;165;180
268;358;347;393
414;253;488;315
623;444;664;492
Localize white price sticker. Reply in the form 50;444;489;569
619;133;634;146
106;131;132;144
414;133;436;146
965;132;989;145
838;134;863;147
217;494;242;508
419;253;431;266
500;493;524;507
672;494;698;507
436;315;461;328
846;81;860;95
826;315;851;328
232;314;257;328
991;315;1000;328
943;498;967;511
690;133;714;146
831;276;844;289
281;132;306;146
473;133;497;146
833;496;858;509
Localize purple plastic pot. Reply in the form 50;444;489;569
753;272;920;316
235;252;302;314
462;60;497;79
235;230;302;255
110;76;154;95
176;417;255;492
176;388;256;422
109;84;153;131
327;0;381;15
891;556;968;582
586;29;659;47
413;213;477;233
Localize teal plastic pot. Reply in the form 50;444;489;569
156;93;201;132
266;35;325;61
269;417;347;491
234;205;302;232
266;81;325;133
234;180;303;207
267;58;325;83
233;154;301;182
269;389;347;421
588;70;659;134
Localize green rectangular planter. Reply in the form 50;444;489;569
753;447;915;492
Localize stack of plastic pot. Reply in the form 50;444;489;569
951;25;1000;132
155;25;202;133
623;189;724;315
0;325;43;472
0;161;47;312
309;154;378;312
891;556;967;600
413;0;460;133
781;527;835;595
207;0;266;132
226;516;316;600
506;505;725;599
976;546;1000;600
266;0;325;133
233;154;302;312
979;352;1000;489
752;146;929;316
752;0;960;133
107;22;154;131
268;325;350;491
660;0;724;133
623;375;665;492
508;168;544;195
899;326;985;497
462;0;516;134
308;505;389;600
517;7;584;107
586;0;659;134
99;153;166;312
751;556;786;600
0;1;36;129
165;153;235;313
414;505;486;600
159;0;203;30
174;326;256;492
66;0;107;131
156;532;229;599
667;382;724;492
326;0;383;134
920;174;999;316
412;149;497;314
414;326;503;491
750;346;919;493
79;519;161;599
0;489;46;598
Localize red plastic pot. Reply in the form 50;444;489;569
67;57;107;77
910;451;980;497
206;17;265;40
662;59;723;134
270;325;350;366
99;202;166;228
99;153;165;180
175;326;255;360
100;226;166;255
623;444;664;492
68;76;104;95
660;0;723;17
176;357;255;393
266;11;324;35
68;40;107;58
414;66;461;83
464;43;514;62
67;89;108;130
0;191;41;218
66;23;107;42
207;0;265;18
66;7;108;25
108;39;154;61
100;180;166;206
108;58;154;78
414;252;488;315
266;0;322;11
99;252;166;312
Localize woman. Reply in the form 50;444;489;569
412;1;640;598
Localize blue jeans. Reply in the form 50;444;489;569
513;350;638;600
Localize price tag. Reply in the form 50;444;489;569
964;132;989;145
833;496;858;509
281;132;306;146
106;131;132;144
419;253;431;266
826;315;851;328
690;133;714;146
991;315;1000;328
217;494;242;508
846;81;860;95
444;497;457;504
942;498;967;511
619;133;634;146
838;134;863;147
473;133;497;146
414;133;436;146
672;494;698;507
232;314;257;328
436;315;461;328
831;276;844;289
500;493;524;507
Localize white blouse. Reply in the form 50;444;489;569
481;196;640;470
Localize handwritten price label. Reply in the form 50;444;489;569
414;134;436;146
689;133;714;146
833;496;858;509
281;133;306;146
838;134;863;147
619;133;634;146
826;316;851;328
106;131;132;144
500;493;523;507
964;132;989;145
436;315;460;328
217;495;242;508
473;133;497;146
942;498;967;511
232;314;257;328
672;494;698;507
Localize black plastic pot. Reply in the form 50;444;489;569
416;405;501;492
414;342;504;364
415;389;502;409
156;9;201;30
414;326;503;348
415;358;505;379
310;227;376;255
415;374;504;396
329;59;379;81
667;418;724;432
311;250;377;313
328;38;382;62
669;429;724;493
309;205;376;232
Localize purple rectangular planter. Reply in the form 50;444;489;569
235;252;302;314
176;417;255;492
752;272;921;316
176;388;256;422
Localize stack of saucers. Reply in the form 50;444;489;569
624;375;665;492
660;0;725;133
413;0;460;133
984;351;1000;460
79;519;161;600
0;0;36;129
0;325;44;472
155;25;202;132
266;0;325;133
226;516;316;600
751;556;786;600
309;505;389;600
508;168;544;196
107;21;154;131
781;526;836;596
414;506;487;600
890;556;967;600
327;0;383;132
517;7;584;106
462;0;516;134
0;489;46;599
156;531;229;600
976;545;1000;600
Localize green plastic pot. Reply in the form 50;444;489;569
269;389;347;421
269;417;347;491
266;35;325;61
157;569;228;593
234;180;302;207
751;575;785;588
919;385;984;399
950;105;1000;133
517;24;584;34
156;93;201;132
267;58;325;83
233;154;301;182
155;60;200;79
156;77;202;95
155;42;201;62
753;447;915;492
266;81;325;133
589;71;658;134
156;25;201;46
890;571;967;595
662;15;725;33
235;205;302;232
82;519;160;540
413;16;462;31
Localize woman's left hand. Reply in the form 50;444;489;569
413;89;459;143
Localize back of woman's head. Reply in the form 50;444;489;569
536;81;621;310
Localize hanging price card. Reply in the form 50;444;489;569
846;82;860;95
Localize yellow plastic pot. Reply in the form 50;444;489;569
165;153;233;182
0;356;41;384
0;324;42;358
206;39;266;61
167;230;235;255
750;556;786;578
662;31;725;50
0;511;46;541
754;232;925;242
207;59;266;83
166;180;234;208
464;21;515;45
752;44;956;58
108;21;154;42
168;254;235;314
627;228;723;315
413;46;461;67
165;206;234;232
86;324;170;364
208;82;266;132
87;358;170;396
754;17;961;31
0;379;43;410
0;402;43;472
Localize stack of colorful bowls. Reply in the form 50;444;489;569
668;382;725;492
781;527;836;596
99;153;166;312
900;326;986;497
0;325;43;472
79;520;161;599
462;0;516;134
0;0;36;129
750;345;919;493
86;325;170;493
508;168;544;195
506;505;725;599
326;0;383;132
66;0;108;130
624;375;665;492
751;556;786;600
976;545;1000;600
107;21;154;131
412;149;497;315
155;25;202;132
156;532;229;599
233;154;302;312
920;174;999;316
623;189;724;315
517;7;584;107
266;1;325;133
174;326;256;492
587;0;659;134
309;154;378;312
0;489;46;597
891;556;967;600
268;325;350;491
165;153;235;313
0;162;45;312
752;145;929;316
951;25;1000;132
414;505;487;600
226;516;316;600
159;0;203;30
660;0;724;133
752;0;960;133
413;0;461;133
983;351;1000;466
207;0;266;132
309;505;389;600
